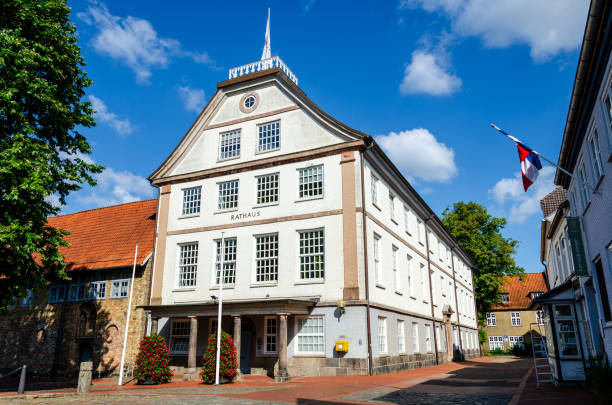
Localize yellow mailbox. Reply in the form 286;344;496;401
335;340;349;352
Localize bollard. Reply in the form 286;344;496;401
18;365;26;394
77;361;93;393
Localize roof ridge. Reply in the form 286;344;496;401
49;198;157;219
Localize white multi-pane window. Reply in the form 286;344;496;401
509;336;524;348
264;316;278;354
536;310;545;325
110;279;129;298
298;165;323;199
431;271;436;305
446;247;451;265
605;89;612;130
298;229;325;280
425;325;432;352
209;318;218;338
255;234;278;283
589;130;604;180
412;323;419;353
486;312;496;326
436;325;441;351
219;129;241;160
182;186;201;216
256;173;279;205
511;312;521;326
378;317;387;354
296;317;324;353
407;255;415;297
489;336;504;350
373;233;382;285
218;180;239;210
420;263;427;301
440;276;446;297
257;120;280;152
392;246;400;291
578;162;590;206
397;320;406;353
389;193;396;222
169;319;190;354
417;219;425;245
89;281;107;300
69;283;86;301
404;207;412;234
177;243;198;288
48;284;66;303
371;175;379;205
215;238;237;285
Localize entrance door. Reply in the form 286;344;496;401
240;329;252;374
79;343;92;363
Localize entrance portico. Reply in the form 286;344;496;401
143;298;316;381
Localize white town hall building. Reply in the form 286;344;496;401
143;28;478;380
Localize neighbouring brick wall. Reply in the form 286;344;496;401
0;260;152;377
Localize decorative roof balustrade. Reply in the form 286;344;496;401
228;56;298;85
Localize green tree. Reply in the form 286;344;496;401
0;0;102;310
441;201;524;318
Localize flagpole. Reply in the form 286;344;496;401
118;244;138;386
489;124;600;194
214;232;225;386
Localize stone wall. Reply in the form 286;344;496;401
0;261;151;377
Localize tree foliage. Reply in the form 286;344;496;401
0;0;103;310
441;201;524;318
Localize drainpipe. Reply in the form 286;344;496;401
424;218;439;365
360;143;374;376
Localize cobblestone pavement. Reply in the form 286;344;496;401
0;357;541;404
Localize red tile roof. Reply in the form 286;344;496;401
491;272;548;310
46;199;157;271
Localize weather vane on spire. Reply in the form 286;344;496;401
261;8;271;60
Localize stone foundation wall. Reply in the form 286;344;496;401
0;262;151;377
372;352;437;375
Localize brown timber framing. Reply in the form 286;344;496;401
151;140;365;187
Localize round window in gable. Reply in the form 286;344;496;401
239;92;260;113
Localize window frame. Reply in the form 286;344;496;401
48;284;66;303
389;193;396;222
254;233;279;284
295;316;325;355
255;172;280;206
392;245;400;292
489;336;504;350
378;317;388;354
425;324;432;352
88;280;107;300
256;120;281;154
169;318;191;355
297;228;325;282
371;174;379;206
297;165;324;200
68;282;87;302
412;323;420;354
420;263;428;302
373;233;382;286
511;311;522;326
181;186;202;217
407;254;415;297
486;312;496;326
588;129;604;181
218;129;241;161
217;179;240;211
176;242;199;289
213;237;237;286
110;279;130;299
263;316;278;354
397;320;406;353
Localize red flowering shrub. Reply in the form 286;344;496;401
134;334;173;384
200;330;238;383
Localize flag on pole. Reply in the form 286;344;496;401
516;142;542;191
261;8;271;60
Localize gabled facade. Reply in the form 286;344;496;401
483;273;547;352
145;64;478;380
0;200;156;376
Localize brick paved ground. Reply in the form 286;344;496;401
0;357;601;404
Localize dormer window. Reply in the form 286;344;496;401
500;293;509;303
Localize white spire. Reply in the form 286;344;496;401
261;8;271;60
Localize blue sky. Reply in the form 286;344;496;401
63;0;590;274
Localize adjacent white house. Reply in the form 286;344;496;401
143;33;478;380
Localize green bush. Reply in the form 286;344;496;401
200;330;238;383
586;356;612;403
133;334;173;384
489;348;506;356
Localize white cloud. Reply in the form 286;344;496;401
78;2;216;83
376;128;458;182
489;166;555;223
400;50;462;96
177;86;206;113
403;0;589;62
76;167;155;207
88;95;135;135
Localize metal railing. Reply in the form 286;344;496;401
228;56;298;85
